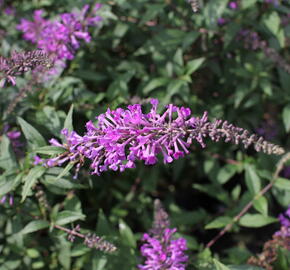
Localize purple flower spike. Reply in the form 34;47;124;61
39;100;284;177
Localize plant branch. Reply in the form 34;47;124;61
206;151;290;249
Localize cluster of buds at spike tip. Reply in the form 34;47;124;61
83;233;117;253
34;99;284;177
0;50;53;87
138;199;188;270
57;224;117;253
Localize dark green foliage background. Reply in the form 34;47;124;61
0;0;290;269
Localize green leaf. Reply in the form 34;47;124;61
274;177;290;190
245;165;261;195
0;260;21;269
55;210;85;225
26;249;41;258
205;216;232;229
41;177;85;190
185;58;205;75
17;117;46;149
228;265;265;270
55;162;74;181
204;0;229;29
57;237;71;270
139;4;165;25
253;196;268;216
263;12;281;36
91;255;108;270
43;106;62;134
165;79;187;102
0;173;22;198
273;248;290;270
213;259;231;270
239;214;277;228
224;23;240;48
112;22;129;48
97;209;114;235
276;29;285;48
173;48;184;68
282;105;290;132
119;219;136;248
241;0;257;9
71;244;90;257
217;164;237;184
21;166;46;202
142;77;170;95
21;220;49;234
260;79;273;96
34;146;66;155
63;104;74;133
0;135;17;169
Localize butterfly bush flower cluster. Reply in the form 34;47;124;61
36;99;284;177
139;200;188;270
17;4;102;62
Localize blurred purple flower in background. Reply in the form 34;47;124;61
0;194;14;206
138;200;188;270
228;1;238;10
17;4;102;63
255;121;277;141
4;7;15;16
282;166;290;178
217;18;227;26
275;206;290;238
264;0;280;6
